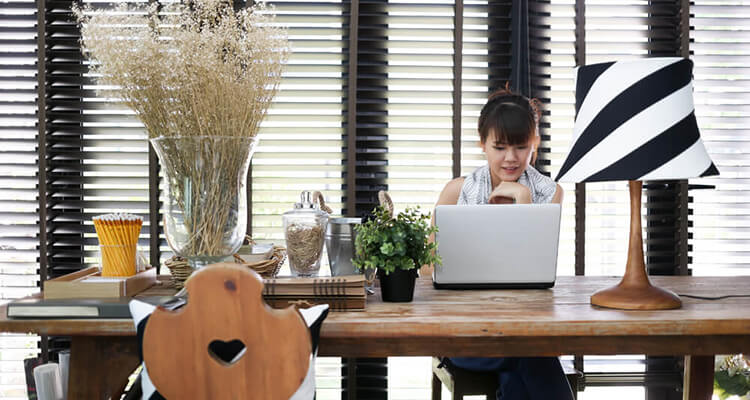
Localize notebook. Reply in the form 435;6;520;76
6;296;182;319
432;204;562;289
263;275;367;311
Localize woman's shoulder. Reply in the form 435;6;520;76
524;165;554;184
523;166;560;203
437;176;465;206
466;164;489;181
526;165;557;189
438;166;489;206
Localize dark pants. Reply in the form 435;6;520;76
449;357;574;400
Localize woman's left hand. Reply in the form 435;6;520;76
489;182;532;204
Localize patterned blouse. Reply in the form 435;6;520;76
457;165;557;205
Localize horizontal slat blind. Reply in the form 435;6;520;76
460;0;511;177
0;0;40;397
585;1;684;277
0;0;38;297
584;1;651;275
350;0;388;217
641;0;685;277
253;0;345;243
386;0;455;211
690;0;750;275
45;0;151;277
529;0;577;276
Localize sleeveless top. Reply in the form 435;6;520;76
457;165;557;205
129;299;329;400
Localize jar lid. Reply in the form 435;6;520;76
294;191;317;209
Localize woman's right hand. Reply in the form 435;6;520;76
489;181;532;204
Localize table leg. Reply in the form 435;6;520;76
68;336;140;400
683;355;714;400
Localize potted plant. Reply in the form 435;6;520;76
715;354;750;399
353;205;440;302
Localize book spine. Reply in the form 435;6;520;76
261;276;365;311
314;278;344;311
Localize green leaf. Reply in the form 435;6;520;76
352;204;440;273
380;242;395;256
715;370;750;397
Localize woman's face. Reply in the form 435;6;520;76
480;132;536;183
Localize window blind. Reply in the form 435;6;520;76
583;1;641;276
582;0;682;276
10;1;748;398
348;0;389;217
253;0;346;243
0;0;40;397
0;0;38;297
460;0;513;178
581;2;685;394
383;0;516;213
43;0;151;279
690;0;750;276
529;0;577;276
385;0;455;211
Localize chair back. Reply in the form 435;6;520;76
142;263;312;399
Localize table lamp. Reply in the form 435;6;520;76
555;57;718;310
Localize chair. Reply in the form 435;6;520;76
128;263;328;399
431;357;581;400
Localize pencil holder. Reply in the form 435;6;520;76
100;243;137;277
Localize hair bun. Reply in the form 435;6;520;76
485;82;541;122
477;81;543;149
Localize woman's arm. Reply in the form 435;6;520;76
488;182;532;204
435;177;464;207
423;177;464;275
489;182;564;204
431;177;464;236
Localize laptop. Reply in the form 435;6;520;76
433;204;561;289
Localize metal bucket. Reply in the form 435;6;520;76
325;217;361;276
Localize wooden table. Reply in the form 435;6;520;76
2;275;749;399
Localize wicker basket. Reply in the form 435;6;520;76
164;246;287;290
233;245;287;278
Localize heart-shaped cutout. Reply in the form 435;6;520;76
207;339;247;366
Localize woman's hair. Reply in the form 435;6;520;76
477;84;542;146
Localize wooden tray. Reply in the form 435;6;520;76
43;267;158;299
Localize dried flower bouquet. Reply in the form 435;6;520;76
74;0;288;260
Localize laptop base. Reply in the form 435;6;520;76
432;281;555;290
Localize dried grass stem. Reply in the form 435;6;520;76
74;0;288;257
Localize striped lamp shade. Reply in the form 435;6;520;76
555;57;718;183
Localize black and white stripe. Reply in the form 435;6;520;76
129;300;329;399
555;57;718;182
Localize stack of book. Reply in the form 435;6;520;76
6;274;367;318
262;274;366;311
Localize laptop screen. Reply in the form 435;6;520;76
433;204;561;289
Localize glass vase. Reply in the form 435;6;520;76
150;136;257;269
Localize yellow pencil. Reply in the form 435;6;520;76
94;213;143;277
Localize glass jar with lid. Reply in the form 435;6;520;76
282;191;328;277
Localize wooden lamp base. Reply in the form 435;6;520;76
590;279;682;310
590;181;682;310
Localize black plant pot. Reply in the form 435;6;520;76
378;268;418;302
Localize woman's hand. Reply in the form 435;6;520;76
489;182;532;204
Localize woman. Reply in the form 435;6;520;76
434;86;572;400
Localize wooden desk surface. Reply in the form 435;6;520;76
2;275;750;357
